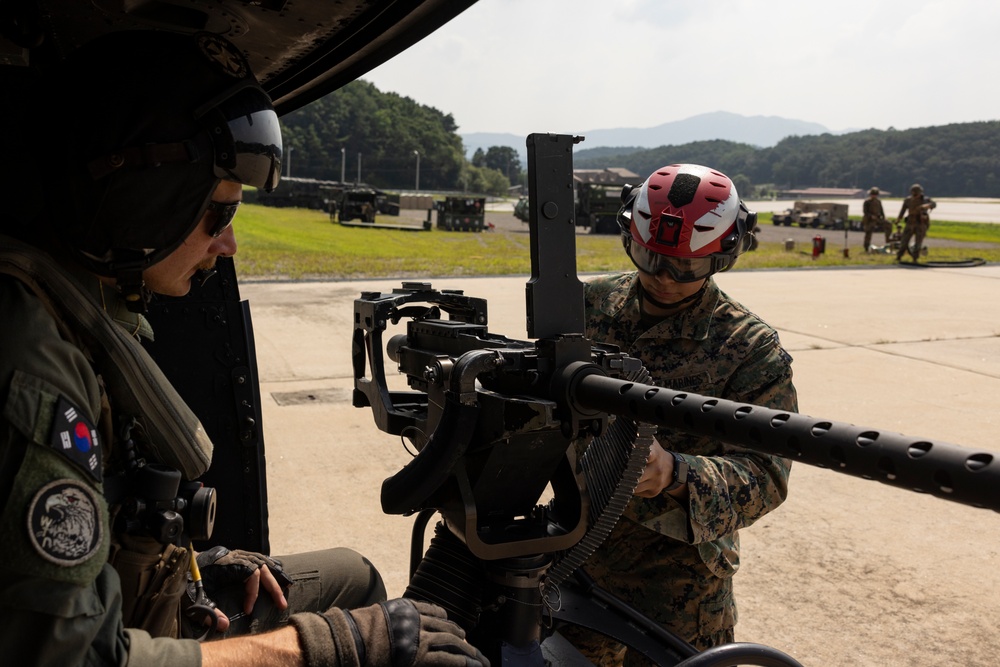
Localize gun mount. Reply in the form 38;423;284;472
352;134;999;667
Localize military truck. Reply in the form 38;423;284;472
573;168;639;234
772;201;853;230
576;183;624;234
513;196;530;222
436;196;486;232
337;187;378;223
255;176;339;210
771;207;796;226
376;192;401;216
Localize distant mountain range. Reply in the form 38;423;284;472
461;111;843;160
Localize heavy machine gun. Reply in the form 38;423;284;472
351;134;1000;667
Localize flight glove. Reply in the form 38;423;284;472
196;545;294;591
291;598;490;667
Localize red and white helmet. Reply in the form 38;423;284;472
617;164;756;282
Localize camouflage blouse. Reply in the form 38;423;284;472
583;272;796;580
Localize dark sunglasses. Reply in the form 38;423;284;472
204;200;241;237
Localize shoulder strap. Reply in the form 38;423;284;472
0;235;213;479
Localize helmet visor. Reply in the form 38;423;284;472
197;83;283;192
627;240;716;283
212;107;282;192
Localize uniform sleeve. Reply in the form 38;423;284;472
683;333;796;544
0;566;200;667
632;329;796;548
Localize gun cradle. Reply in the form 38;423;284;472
353;283;651;562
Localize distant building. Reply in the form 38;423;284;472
574;168;641;185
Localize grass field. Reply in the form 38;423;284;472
233;204;1000;280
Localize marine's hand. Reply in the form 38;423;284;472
635;439;673;497
196;546;292;614
347;599;489;667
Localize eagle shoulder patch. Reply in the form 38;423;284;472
27;479;103;566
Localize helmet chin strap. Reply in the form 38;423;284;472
638;280;706;313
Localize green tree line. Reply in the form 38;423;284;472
278;80;520;195
281;79;998;198
574;122;1000;198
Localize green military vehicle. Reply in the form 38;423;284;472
576;183;625;234
436;196;486;232
573;168;639;234
255;176;339;210
337;187;378;223
513;196;530;223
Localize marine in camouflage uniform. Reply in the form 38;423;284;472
563;165;795;665
896;184;936;262
862;187;889;252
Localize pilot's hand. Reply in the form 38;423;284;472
196;546;292;615
292;599;489;667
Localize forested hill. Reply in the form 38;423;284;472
279;80;999;197
278;80;467;190
574;122;1000;198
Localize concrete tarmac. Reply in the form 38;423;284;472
241;263;1000;667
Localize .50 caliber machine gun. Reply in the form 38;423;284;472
351;134;1000;667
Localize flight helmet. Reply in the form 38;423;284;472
34;30;282;300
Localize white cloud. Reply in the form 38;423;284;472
363;0;1000;136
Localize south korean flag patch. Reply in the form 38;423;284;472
48;397;102;483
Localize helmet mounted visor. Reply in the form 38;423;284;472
196;82;282;192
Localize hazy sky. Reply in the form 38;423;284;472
364;0;1000;137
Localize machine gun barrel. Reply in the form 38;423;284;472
570;369;1000;512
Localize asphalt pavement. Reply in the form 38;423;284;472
240;261;1000;667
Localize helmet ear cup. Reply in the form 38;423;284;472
616;183;638;235
620;183;636;205
738;210;758;253
717;207;757;274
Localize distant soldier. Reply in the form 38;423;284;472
862;187;888;252
896;183;936;262
362;201;376;223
